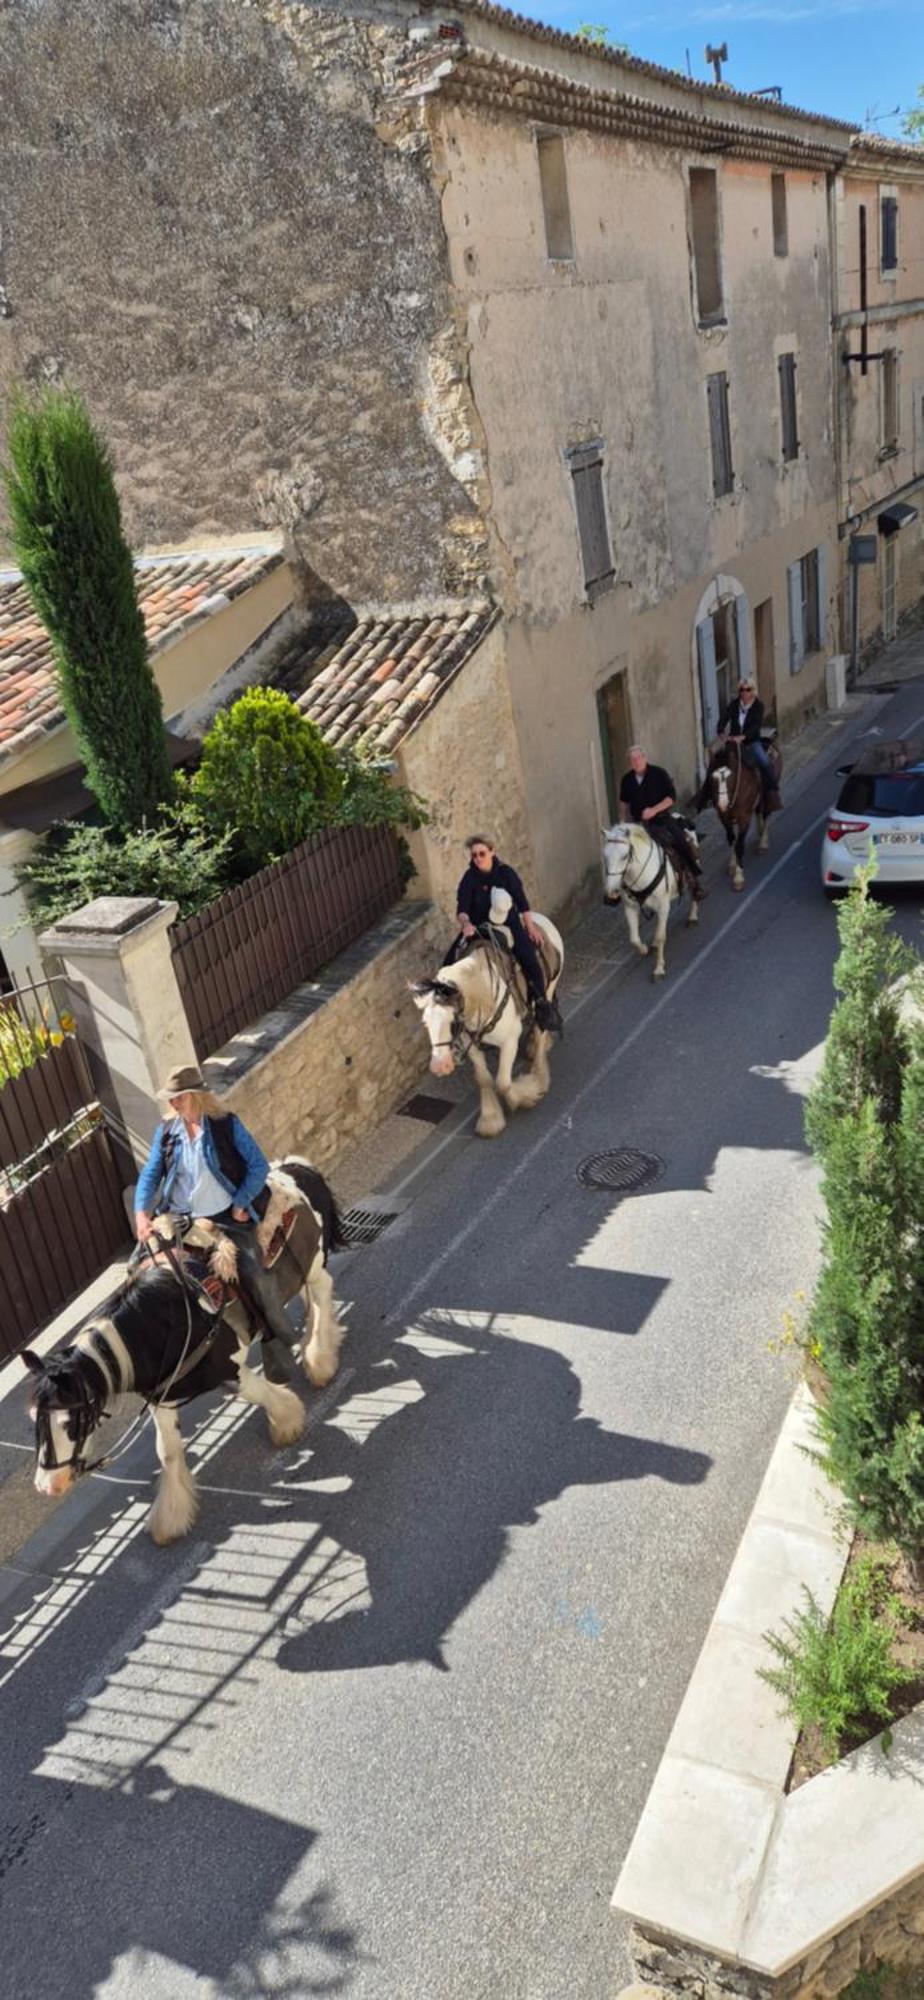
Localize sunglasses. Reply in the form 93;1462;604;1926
470;847;491;858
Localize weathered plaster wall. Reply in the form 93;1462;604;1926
399;621;538;921
833;167;924;654
0;0;485;598
436;110;838;909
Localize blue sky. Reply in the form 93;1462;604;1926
537;0;923;133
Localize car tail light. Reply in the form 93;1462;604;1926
826;818;869;843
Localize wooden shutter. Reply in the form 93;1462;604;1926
696;616;720;748
734;594;752;684
816;543;828;652
707;373;732;497
881;195;898;272
779;353;798;461
569;447;614;597
788;560;805;674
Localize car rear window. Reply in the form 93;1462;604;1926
837;772;924;818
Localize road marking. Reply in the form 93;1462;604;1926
390;695;924;1324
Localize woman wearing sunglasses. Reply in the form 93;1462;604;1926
455;835;559;1031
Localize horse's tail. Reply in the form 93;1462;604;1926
278;1158;347;1257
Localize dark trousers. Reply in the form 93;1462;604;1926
209;1209;294;1344
506;911;546;1000
743;741;775;796
650;814;701;876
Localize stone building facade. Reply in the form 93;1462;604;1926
2;2;923;922
833;138;924;665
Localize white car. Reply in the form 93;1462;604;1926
822;740;924;892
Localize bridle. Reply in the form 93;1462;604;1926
33;1225;229;1481
604;830;672;906
427;930;521;1059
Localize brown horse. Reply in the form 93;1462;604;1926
706;737;783;891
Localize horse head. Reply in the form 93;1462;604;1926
22;1342;109;1496
409;974;465;1076
601;824;632;904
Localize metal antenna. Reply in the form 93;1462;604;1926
705;41;728;84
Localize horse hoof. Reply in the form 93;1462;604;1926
732;879;744;893
635;943;649;958
476;1118;504;1139
758;838;769;855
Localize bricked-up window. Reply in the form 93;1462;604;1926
881;348;899;451
689;168;724;323
779;351;799;461
706;371;734;497
567;441;615;599
881;193;898;274
537;133;574;262
771;173;788;257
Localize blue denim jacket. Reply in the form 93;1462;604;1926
135;1114;270;1222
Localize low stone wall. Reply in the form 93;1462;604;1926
613;1384;924;2000
624;1885;924;1998
204;898;453;1175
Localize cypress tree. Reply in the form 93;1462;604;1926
3;387;173;830
806;875;924;1574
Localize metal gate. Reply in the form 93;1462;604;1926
0;977;129;1363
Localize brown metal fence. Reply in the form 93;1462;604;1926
170;820;405;1061
0;979;130;1364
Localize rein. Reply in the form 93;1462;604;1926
36;1227;230;1480
606;832;673;906
431;928;521;1057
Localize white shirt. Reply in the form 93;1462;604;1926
168;1123;230;1217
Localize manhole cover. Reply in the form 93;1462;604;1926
340;1207;399;1245
576;1149;664;1194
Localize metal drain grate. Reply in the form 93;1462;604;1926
340;1207;400;1245
576;1149;664;1194
398;1093;455;1126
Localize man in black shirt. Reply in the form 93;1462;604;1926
618;747;704;895
456;835;558;1029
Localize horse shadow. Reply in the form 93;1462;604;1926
258;1310;711;1676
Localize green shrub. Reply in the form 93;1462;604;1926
760;1556;910;1761
191;688;343;872
334;752;427;835
19;808;234;931
3;386;173;830
805;866;913;1160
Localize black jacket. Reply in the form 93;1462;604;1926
721;695;764;743
619;764;676;823
456;858;529;929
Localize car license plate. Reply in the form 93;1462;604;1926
873;831;924;845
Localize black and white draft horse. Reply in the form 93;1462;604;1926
23;1159;346;1545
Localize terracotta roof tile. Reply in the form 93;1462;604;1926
0;543;285;770
272;597;499;754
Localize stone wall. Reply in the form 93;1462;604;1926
0;0;486;599
206;898;453;1175
623;1882;924;1999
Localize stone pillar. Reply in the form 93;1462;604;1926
39;896;198;1179
0;826;40;989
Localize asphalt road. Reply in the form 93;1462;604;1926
2;681;924;2000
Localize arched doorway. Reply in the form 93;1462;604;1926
691;573;751;761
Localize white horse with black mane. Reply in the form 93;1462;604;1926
601;821;700;980
412;889;564;1137
23;1159;345;1544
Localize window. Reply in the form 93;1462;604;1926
706;371;734;497
881;348;899;453
788;547;826;671
689;168;724;323
537;133;574;262
771;173;788;258
880;192;898;275
778;352;799;462
567;441;614;599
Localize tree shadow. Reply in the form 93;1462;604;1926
3;1761;361;1998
